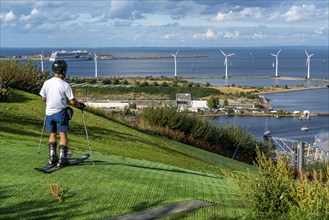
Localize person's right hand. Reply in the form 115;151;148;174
78;102;86;110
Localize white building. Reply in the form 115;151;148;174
190;100;208;112
86;100;128;109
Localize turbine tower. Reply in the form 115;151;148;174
171;50;179;77
220;50;235;78
39;50;44;72
271;49;281;77
305;50;314;79
94;53;98;78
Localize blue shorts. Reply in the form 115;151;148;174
46;109;69;133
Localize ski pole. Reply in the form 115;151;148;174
81;109;94;165
37;114;46;155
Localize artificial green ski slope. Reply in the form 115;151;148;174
0;90;254;219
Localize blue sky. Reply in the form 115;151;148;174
1;0;328;47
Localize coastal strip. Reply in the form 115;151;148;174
256;85;328;95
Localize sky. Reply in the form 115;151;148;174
0;0;328;48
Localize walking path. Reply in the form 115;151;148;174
105;199;213;220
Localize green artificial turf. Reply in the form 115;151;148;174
0;90;253;219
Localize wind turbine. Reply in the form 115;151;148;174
271;49;281;77
94;53;98;78
39;50;44;72
171;50;179;77
220;50;235;78
305;50;314;79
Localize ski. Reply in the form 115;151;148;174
43;154;90;174
35;163;57;172
35;153;73;172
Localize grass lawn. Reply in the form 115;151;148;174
0;90;254;219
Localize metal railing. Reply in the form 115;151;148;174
266;136;328;170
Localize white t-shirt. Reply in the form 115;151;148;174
39;77;74;115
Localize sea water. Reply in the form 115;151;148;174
208;115;328;143
1;47;328;79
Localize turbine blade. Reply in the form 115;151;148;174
175;50;179;56
305;50;308;56
309;54;314;57
277;49;281;55
227;53;235;56
220;50;226;56
271;53;276;56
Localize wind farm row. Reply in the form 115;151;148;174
219;49;315;79
35;49;317;79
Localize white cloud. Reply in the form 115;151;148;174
211;11;234;21
87;13;106;24
315;27;327;35
281;5;317;22
163;33;180;40
239;7;263;19
20;8;41;22
211;7;263;21
193;29;217;39
0;10;16;22
252;31;266;39
223;31;240;39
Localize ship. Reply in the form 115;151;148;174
49;50;92;61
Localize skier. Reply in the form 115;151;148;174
39;60;85;167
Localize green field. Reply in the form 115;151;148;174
0;90;254;219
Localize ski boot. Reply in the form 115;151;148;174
57;145;70;167
48;142;58;164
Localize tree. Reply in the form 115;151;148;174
224;99;229;107
207;96;219;109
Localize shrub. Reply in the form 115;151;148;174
224;149;329;219
161;82;168;87
142;106;257;161
87;78;97;84
0;81;12;100
102;79;112;84
0;60;50;100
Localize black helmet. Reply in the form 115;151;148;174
52;60;68;75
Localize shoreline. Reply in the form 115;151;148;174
198;112;329;117
184;76;329;83
256;85;329;95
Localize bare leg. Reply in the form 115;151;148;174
49;132;57;143
59;132;68;146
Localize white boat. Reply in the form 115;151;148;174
264;130;271;136
301;126;309;131
263;119;271;136
49;50;92;61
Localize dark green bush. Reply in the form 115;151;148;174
0;60;50;100
102;79;112;84
142;106;257;160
